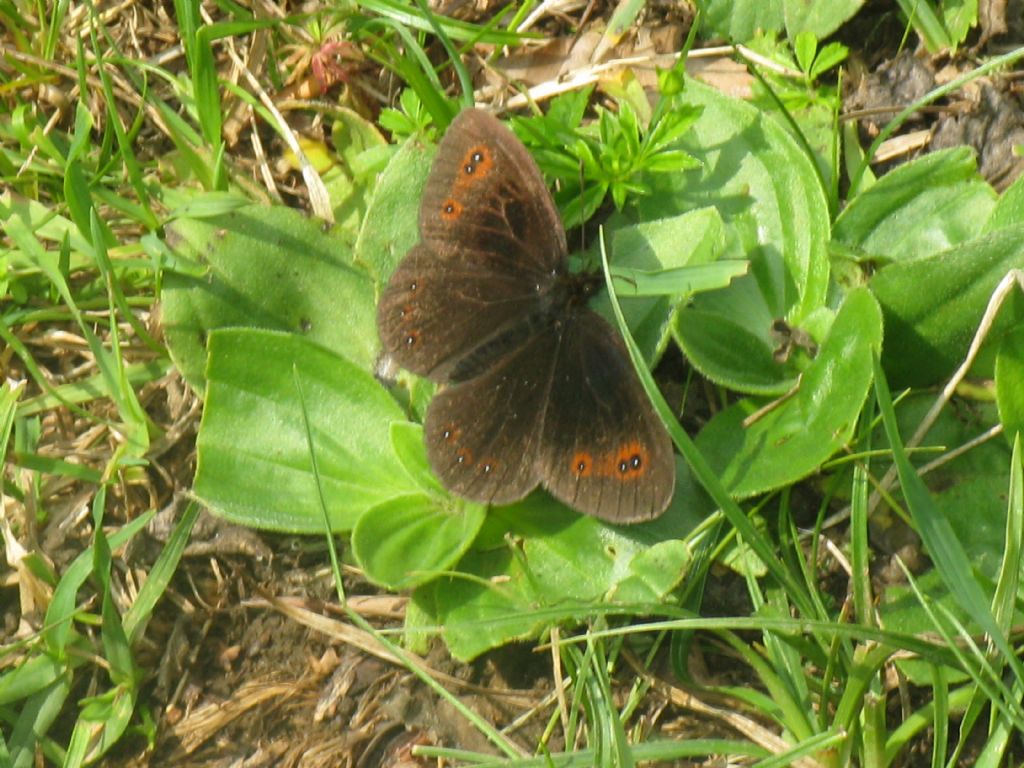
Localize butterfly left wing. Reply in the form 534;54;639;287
537;309;676;523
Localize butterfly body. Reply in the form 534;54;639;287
377;108;675;523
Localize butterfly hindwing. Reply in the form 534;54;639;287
537;310;676;523
422;323;560;504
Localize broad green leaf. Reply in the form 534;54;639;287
354;134;435;284
413;546;544;661
673;307;788;394
352;493;486;589
640;79;830;394
163;203;376;392
696;288;882;496
195;329;417;532
596;206;728;362
833;147;995;262
504;490;700;603
417;463;709;660
869;224;1024;387
611;539;693;603
389;421;444;494
608;207;724;274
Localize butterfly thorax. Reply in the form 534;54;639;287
556;269;604;309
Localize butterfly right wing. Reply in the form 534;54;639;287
537;309;676;523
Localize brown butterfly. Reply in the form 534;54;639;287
377;108;675;523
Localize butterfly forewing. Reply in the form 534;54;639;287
378;110;566;383
419;110;566;279
537;310;675;523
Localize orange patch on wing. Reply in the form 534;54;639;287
570;452;594;477
453;144;494;192
440;198;464;221
594;440;649;480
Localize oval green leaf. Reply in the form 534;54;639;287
833;147;996;263
195;328;417;532
870;224;1024;388
163;203;376;392
646;79;830;394
696;287;883;497
352;493;486;590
